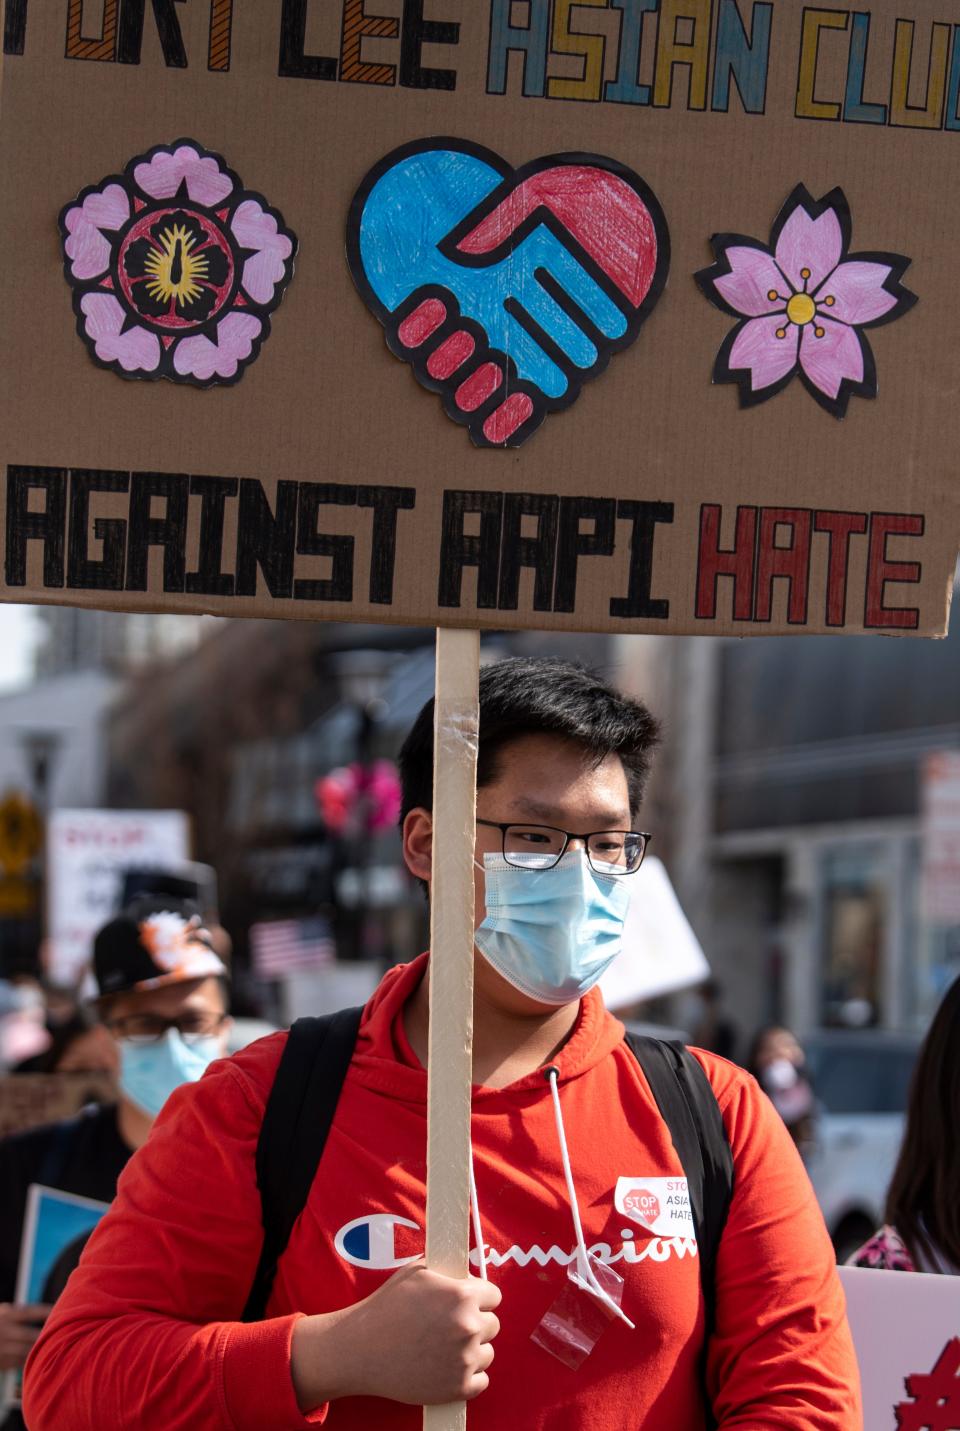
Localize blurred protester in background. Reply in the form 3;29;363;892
0;898;230;1410
748;1025;816;1150
690;978;739;1061
38;983;81;1034
11;1005;116;1077
849;973;960;1275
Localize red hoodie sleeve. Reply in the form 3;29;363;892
22;1036;327;1431
696;1054;862;1429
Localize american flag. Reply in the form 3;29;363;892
249;916;336;978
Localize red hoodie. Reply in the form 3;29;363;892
24;954;861;1430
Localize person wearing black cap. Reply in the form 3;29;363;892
0;898;230;1415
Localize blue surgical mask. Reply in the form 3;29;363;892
474;850;631;1005
118;1029;221;1119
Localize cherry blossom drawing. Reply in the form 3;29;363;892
695;185;916;418
59;140;297;387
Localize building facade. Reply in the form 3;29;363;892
625;592;960;1042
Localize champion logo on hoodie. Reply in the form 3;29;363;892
334;1213;421;1269
332;1211;698;1271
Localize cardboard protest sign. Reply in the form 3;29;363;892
0;1071;115;1138
838;1266;960;1429
1;0;957;637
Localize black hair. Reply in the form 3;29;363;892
885;973;960;1270
399;657;660;825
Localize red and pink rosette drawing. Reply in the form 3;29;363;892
695;185;916;419
59;140;297;387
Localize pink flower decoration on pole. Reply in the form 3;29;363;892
59;140;297;387
695;185;916;418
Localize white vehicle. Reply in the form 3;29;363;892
802;1032;919;1263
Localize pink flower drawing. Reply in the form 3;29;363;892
59;140;297;387
695;186;916;418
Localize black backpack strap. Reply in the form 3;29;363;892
242;1006;363;1322
624;1035;735;1425
668;1044;736;1299
624;1035;734;1303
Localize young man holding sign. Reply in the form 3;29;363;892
24;660;861;1429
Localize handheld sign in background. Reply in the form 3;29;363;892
598;857;710;1008
839;1266;960;1429
1;1;958;637
4;1184;109;1411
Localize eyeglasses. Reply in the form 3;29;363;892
476;820;651;876
105;1012;227;1046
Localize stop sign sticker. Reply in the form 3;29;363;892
624;1189;661;1225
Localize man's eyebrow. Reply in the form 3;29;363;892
510;798;565;822
511;798;631;825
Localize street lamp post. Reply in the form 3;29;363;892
17;727;63;977
19;728;63;813
335;654;389;962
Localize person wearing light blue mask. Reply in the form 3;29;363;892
114;1026;221;1119
0;895;231;1404
95;898;232;1143
111;1005;229;1122
403;722;650;1091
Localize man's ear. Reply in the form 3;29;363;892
403;808;433;884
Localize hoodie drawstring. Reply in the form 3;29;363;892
545;1066;635;1330
468;1071;633;1331
469;1149;487;1280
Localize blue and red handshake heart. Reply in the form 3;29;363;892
347;139;670;449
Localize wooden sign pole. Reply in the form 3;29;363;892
424;627;481;1431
